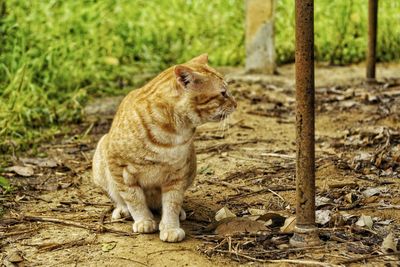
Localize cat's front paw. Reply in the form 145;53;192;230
159;227;185;242
132;219;158;233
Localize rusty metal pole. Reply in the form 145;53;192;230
366;0;378;83
290;0;320;247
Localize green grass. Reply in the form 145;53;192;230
0;0;399;153
276;0;400;64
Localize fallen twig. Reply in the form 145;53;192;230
226;186;296;200
203;179;253;193
35;237;95;252
267;188;286;202
215;250;337;266
59;200;113;207
22;192;52;203
339;251;400;264
197;139;271;154
7;215;137;237
0;228;40;239
147;248;194;256
261;152;295;159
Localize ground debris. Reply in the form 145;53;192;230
330;126;400;177
1;214;137;237
215;207;236;221
20;157;58;168
3;73;400;265
381;231;398;253
4;165;34;177
212;217;268;236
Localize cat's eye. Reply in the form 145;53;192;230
221;91;227;98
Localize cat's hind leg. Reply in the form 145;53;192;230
107;182;130;220
92;135;129;221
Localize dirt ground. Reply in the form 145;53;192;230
1;63;400;266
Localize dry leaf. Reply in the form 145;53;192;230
257;213;286;228
347;243;373;254
363;196;379;204
214;217;267;236
5;166;34;177
248;208;267;216
20;157;58;168
362;187;381;198
7;251;24;263
277;244;290;249
381;232;398;253
331;212;346;227
344;193;356;204
315;196;332;207
341;212;356;222
355;214;373;229
376;219;393;226
36;182;72;191
315;210;332;225
215;207;236;221
101;242;117;252
280;216;296;233
244;215;260;221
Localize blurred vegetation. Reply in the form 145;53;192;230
0;0;399;153
276;0;400;64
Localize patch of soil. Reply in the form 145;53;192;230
1;63;400;266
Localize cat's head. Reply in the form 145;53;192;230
174;54;237;125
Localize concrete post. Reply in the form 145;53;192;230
245;0;276;74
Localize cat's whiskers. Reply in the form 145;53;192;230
218;115;225;138
218;109;229;138
225;112;231;133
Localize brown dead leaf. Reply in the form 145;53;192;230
344;193;357;204
20;157;58;168
35;183;72;191
315;210;332;225
363;196;379;204
280;216;296;233
257;212;286;228
381;232;398;253
5;166;34;177
347;243;373;254
355;214;373;229
315;196;332;207
331;212;346;227
214;217;267;236
362;187;382;198
248;208;267;216
215;207;236;221
7;251;24;263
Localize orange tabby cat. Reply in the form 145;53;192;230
92;54;236;242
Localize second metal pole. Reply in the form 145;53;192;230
366;0;378;83
290;0;320;247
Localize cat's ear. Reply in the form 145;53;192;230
174;65;195;88
188;53;208;65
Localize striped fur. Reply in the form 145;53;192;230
92;54;237;242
